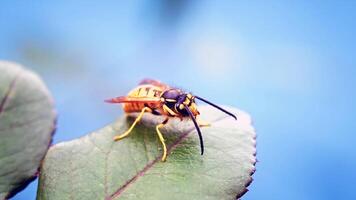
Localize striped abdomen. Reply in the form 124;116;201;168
123;84;163;113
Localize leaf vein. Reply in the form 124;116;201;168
107;115;231;199
0;72;21;118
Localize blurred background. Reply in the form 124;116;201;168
1;1;355;199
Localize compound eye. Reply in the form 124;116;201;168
162;89;180;100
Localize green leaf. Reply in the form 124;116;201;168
0;61;56;199
37;106;256;200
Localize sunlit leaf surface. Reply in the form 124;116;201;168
38;106;255;200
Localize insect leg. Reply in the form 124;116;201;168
197;118;211;127
162;104;177;116
114;107;151;141
155;118;169;162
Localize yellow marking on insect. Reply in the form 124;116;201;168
128;85;162;98
165;99;177;102
190;103;197;110
147;88;155;97
183;98;190;105
179;104;184;110
163;104;177;116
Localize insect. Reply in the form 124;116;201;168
105;79;237;161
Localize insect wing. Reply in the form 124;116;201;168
139;79;169;90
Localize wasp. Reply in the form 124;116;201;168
105;79;236;161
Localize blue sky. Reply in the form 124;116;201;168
1;1;356;199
